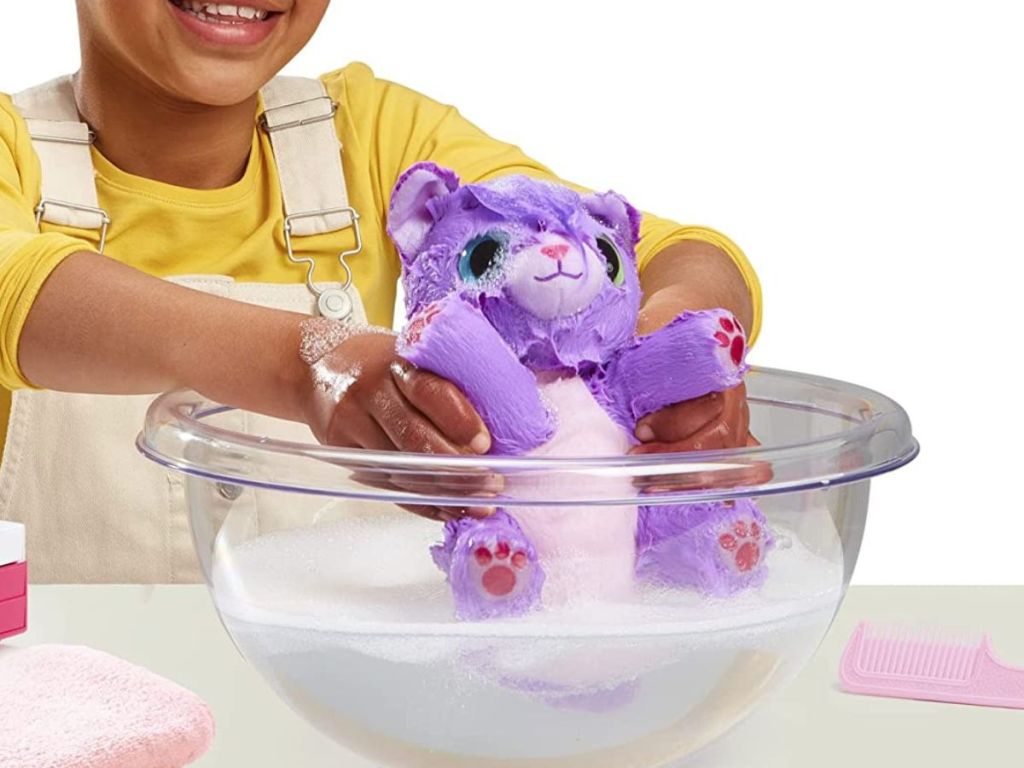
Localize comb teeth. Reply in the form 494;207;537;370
856;623;983;681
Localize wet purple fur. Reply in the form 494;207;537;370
390;164;641;373
636;499;774;596
387;162;767;618
592;309;749;431
398;295;554;454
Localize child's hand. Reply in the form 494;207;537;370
302;326;491;455
299;325;500;521
628;382;773;494
631;383;756;454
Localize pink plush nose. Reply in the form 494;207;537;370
540;244;569;261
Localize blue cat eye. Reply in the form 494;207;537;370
596;236;625;286
459;232;507;283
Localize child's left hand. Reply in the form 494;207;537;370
630;383;755;454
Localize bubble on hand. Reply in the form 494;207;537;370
310;360;362;406
299;317;393;365
390;360;414;384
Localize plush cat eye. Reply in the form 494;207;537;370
596;236;625;286
459;233;506;283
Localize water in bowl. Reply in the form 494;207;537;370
211;500;843;766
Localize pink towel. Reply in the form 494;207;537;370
0;645;214;768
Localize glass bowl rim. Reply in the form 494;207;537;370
137;366;918;504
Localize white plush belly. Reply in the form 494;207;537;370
529;376;632;458
512;377;637;604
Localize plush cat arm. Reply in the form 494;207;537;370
397;294;556;455
588;308;749;434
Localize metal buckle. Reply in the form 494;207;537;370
29;128;97;145
259;98;338;133
35;198;111;253
283;206;362;316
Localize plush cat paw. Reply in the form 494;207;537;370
717;517;765;574
635;499;772;596
399;301;444;349
432;511;544;620
712;313;747;369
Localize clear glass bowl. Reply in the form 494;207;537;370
139;366;917;767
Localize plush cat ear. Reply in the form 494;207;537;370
581;190;642;247
387;162;461;261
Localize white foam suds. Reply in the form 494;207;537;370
211;500;844;642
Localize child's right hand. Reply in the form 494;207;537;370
299;327;499;521
302;327;492;456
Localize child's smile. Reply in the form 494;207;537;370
70;0;328;108
167;1;284;46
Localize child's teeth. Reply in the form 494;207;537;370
176;1;270;21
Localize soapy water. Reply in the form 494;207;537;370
210;500;844;764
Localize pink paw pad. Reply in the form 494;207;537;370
717;518;764;573
713;314;746;367
473;541;530;597
403;302;444;347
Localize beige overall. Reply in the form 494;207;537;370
0;75;367;583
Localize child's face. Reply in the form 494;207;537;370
77;0;330;106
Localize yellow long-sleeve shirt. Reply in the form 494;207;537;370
0;61;761;453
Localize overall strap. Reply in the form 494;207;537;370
12;75;110;251
259;76;356;234
10;74;358;317
258;76;361;319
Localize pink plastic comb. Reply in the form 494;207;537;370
839;621;1024;709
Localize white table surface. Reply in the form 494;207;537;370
5;585;1021;767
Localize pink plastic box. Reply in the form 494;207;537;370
0;521;26;640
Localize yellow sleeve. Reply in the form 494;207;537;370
634;219;762;345
0;93;97;390
342;63;762;344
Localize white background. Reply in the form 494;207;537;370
2;2;1022;585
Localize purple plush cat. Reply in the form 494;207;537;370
388;162;772;620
